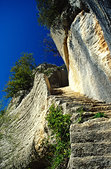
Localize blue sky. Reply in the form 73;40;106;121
0;0;64;105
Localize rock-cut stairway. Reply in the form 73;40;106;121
51;87;111;169
68;118;111;169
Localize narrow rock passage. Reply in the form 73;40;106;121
52;86;111;118
51;86;111;169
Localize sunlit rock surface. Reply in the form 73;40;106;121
51;0;111;103
0;0;111;168
0;73;51;169
68;11;111;102
0;64;68;169
0;73;111;169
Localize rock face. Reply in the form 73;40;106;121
0;64;68;169
0;73;51;169
36;63;68;88
51;0;111;103
1;1;111;168
0;70;111;168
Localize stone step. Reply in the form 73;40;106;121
71;142;111;157
70;129;111;143
85;104;111;112
55;96;96;105
70;118;111;132
69;156;111;169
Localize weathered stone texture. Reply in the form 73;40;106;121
51;0;111;103
1;0;111;168
68;11;111;102
0;81;111;168
36;63;68;88
0;73;50;169
68;118;111;169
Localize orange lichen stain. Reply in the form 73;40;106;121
100;35;104;41
106;54;111;69
94;19;111;71
81;10;84;16
106;47;109;51
94;20;109;52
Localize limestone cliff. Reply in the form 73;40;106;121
0;73;50;168
1;1;111;168
0;64;68;169
51;0;111;103
0;64;111;169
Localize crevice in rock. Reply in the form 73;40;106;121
61;0;90;73
63;30;70;72
25;142;49;169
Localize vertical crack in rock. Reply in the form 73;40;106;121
63;29;70;72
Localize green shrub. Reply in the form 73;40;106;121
0;97;7;116
46;104;71;169
93;112;106;118
36;0;69;28
0;109;6;116
4;53;36;98
76;107;84;123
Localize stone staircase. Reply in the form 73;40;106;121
68;118;111;169
51;87;111;169
52;87;111;118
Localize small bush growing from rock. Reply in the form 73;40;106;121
36;0;69;28
93;112;106;118
46;104;71;169
76;107;84;123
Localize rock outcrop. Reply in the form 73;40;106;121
0;73;51;169
36;63;68;88
0;69;111;168
1;0;111;168
0;64;68;169
51;0;111;103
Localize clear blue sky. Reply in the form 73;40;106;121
0;0;64;104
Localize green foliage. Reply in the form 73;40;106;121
93;112;106;118
0;109;6;116
46;104;71;169
4;53;36;98
36;0;69;28
0;97;7;115
43;35;61;57
76;107;84;123
44;69;53;76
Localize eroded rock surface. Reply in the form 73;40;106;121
51;0;111;103
0;73;111;168
0;73;51;169
36;63;68;88
68;118;111;169
1;0;111;168
68;11;111;102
